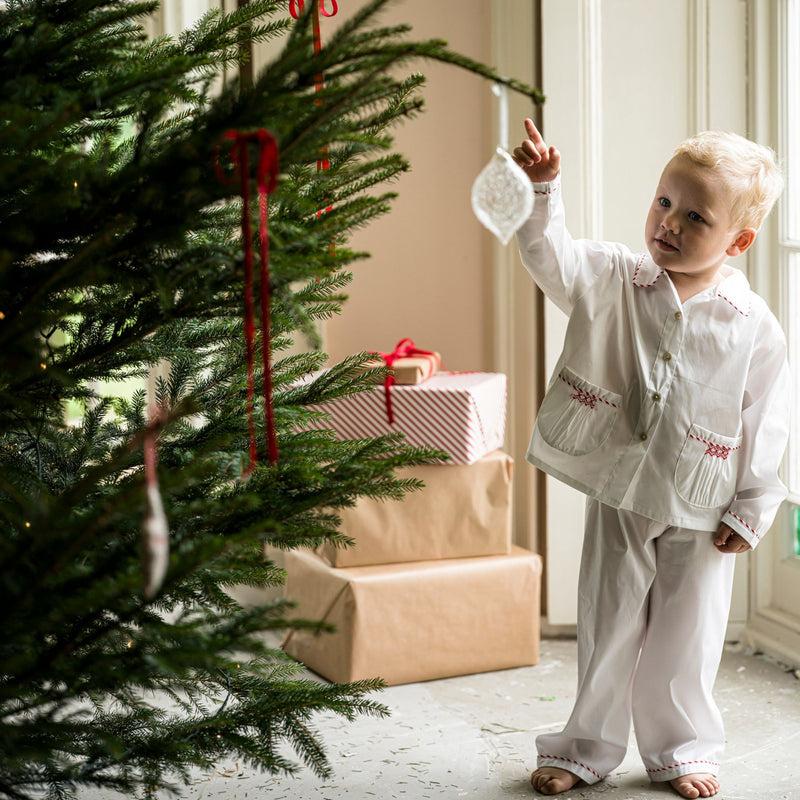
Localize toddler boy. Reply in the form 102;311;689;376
513;120;790;798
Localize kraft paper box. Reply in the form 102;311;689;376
282;546;541;686
319;450;513;567
302;371;507;465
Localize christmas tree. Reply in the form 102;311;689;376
0;0;542;797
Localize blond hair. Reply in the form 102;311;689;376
674;131;783;230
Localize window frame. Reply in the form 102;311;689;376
776;0;800;538
745;0;800;668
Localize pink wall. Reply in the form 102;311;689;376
325;0;494;372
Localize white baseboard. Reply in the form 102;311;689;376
743;610;800;670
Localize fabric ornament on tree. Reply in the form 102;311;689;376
289;0;337;221
214;130;280;475
289;0;339;60
471;83;534;245
143;406;169;600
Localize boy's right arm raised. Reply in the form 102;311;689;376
513;119;614;314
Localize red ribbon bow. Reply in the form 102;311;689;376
289;0;337;88
289;0;337;198
374;338;438;425
214;130;280;474
289;0;338;19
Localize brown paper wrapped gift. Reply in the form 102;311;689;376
362;339;441;385
359;355;440;385
282;546;541;685
319;450;513;567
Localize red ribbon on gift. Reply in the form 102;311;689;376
214;130;280;474
374;338;439;425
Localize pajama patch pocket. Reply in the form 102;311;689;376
674;424;742;509
536;367;621;456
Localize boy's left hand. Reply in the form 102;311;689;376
714;523;752;553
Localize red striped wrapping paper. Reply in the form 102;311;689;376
302;372;507;465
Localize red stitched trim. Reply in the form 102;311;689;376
688;433;740;460
717;291;751;317
559;374;618;409
632;254;665;287
725;510;761;542
646;760;719;775
539;755;604;781
534;179;561;196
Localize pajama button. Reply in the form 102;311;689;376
640;433;648;441
663;352;672;361
674;311;683;320
652;392;661;401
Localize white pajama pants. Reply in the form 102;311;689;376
536;499;736;784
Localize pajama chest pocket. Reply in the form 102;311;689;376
674;424;742;509
537;367;621;456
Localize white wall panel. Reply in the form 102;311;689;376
540;0;749;631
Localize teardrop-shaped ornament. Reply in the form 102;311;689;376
471;147;534;245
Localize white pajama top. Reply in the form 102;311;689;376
516;180;791;549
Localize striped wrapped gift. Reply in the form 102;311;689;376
303;372;506;465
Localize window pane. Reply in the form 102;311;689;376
783;252;800;500
784;0;800;239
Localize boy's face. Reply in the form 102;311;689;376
644;155;752;282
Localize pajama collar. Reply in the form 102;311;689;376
632;255;752;317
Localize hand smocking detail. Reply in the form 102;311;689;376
632;254;665;287
688;434;741;460
559;374;618;409
717;291;751;317
646;759;719;775
571;387;599;409
539;754;604;781
725;510;761;542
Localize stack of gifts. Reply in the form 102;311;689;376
282;340;542;686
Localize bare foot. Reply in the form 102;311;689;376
669;773;720;798
531;766;581;795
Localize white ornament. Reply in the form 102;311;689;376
143;482;169;600
471;147;534;245
471;83;535;245
142;407;169;600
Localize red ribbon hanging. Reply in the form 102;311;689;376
289;0;336;215
214;130;280;473
374;338;439;425
289;0;338;94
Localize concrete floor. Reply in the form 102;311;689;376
175;639;800;800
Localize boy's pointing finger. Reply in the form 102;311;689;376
524;117;547;148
